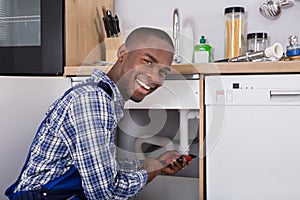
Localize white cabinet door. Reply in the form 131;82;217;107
125;79;200;109
0;76;71;199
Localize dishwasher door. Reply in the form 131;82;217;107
205;75;300;200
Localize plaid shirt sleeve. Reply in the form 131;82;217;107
117;159;143;173
68;89;147;199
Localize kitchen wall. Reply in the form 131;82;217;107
115;0;300;61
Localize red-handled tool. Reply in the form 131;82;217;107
176;154;197;164
161;154;197;166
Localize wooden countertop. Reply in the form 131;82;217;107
64;61;300;76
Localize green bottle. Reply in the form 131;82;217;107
194;36;212;63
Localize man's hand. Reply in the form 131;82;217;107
139;150;193;183
157;150;189;175
138;157;162;183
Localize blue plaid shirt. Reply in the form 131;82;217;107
15;70;148;199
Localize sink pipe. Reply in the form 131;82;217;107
173;8;181;63
134;109;199;159
178;110;199;154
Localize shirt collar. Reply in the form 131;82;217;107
90;69;125;109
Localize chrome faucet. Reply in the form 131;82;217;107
173;8;181;63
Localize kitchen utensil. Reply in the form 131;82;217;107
278;0;294;8
259;0;281;19
114;15;120;34
106;10;117;37
229;42;283;62
259;0;294;19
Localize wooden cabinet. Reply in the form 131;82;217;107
65;0;113;66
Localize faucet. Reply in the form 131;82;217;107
173;8;181;63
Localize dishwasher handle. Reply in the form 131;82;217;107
270;90;300;96
270;90;300;103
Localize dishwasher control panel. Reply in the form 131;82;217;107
206;74;300;105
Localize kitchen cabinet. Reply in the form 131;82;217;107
118;76;201;200
0;77;71;200
65;0;113;66
2;60;300;200
64;61;300;200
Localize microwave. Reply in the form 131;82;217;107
0;0;63;75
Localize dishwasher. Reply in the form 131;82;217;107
205;74;300;200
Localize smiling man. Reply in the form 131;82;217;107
108;27;174;102
6;27;190;200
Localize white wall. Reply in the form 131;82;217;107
115;0;300;61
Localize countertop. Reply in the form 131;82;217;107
64;61;300;77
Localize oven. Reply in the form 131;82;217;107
0;0;64;75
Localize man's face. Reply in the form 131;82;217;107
117;39;174;102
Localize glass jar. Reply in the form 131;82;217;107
224;6;245;58
247;32;268;52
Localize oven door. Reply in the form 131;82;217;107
0;0;63;75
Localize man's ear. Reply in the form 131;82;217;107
117;44;127;60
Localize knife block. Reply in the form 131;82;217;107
104;33;124;62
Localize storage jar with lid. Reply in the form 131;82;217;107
224;6;245;58
247;32;268;52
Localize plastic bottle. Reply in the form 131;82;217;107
194;36;212;63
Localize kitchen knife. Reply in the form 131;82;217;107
101;6;111;38
106;10;118;37
114;15;120;34
102;17;110;38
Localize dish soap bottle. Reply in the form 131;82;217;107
194;36;212;63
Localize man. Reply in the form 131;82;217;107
6;27;190;199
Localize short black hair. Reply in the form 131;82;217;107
125;27;174;52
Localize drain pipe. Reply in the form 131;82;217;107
178;109;200;154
